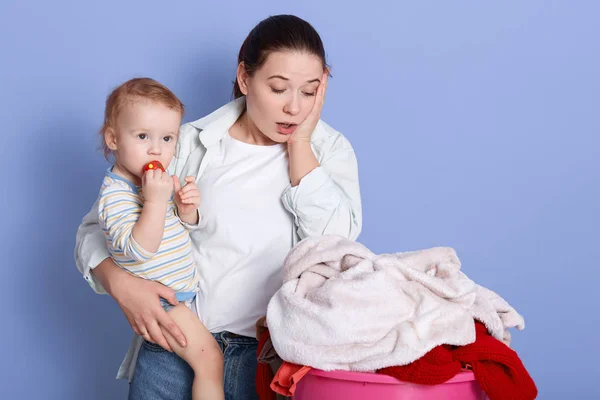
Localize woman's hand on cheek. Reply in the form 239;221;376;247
287;72;328;145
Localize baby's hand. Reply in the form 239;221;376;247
173;176;201;219
142;169;173;205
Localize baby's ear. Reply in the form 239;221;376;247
105;127;118;151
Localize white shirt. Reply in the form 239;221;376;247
74;97;362;380
193;133;293;336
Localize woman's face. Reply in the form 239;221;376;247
239;50;324;143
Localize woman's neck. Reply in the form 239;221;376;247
229;111;276;146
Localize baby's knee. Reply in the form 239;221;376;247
202;341;223;364
188;340;223;369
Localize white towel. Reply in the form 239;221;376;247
266;235;525;372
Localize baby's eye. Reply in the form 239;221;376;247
163;136;173;143
137;133;148;140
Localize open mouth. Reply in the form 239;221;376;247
276;122;298;135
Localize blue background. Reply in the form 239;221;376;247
1;1;598;398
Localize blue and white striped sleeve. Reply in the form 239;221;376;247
98;182;156;262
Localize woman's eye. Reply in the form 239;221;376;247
302;92;316;97
270;87;285;94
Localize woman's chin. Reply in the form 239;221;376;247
265;132;291;144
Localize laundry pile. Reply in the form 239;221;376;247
256;235;537;400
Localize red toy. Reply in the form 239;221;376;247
142;161;165;173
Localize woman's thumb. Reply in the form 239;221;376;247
156;283;179;306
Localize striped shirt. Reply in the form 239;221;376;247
97;168;199;293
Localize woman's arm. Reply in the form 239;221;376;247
75;197;187;351
288;141;319;187
74;198;112;293
283;132;362;241
92;258;187;351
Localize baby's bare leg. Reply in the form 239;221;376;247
162;303;224;400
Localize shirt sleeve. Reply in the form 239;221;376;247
174;207;203;231
98;183;157;262
74;197;110;294
169;122;206;231
281;131;362;241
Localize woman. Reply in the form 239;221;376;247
75;14;362;400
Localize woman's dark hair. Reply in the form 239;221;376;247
233;15;330;98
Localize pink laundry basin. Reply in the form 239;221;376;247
292;369;487;400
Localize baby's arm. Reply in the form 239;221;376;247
173;176;202;226
130;169;174;254
99;177;169;261
177;206;199;226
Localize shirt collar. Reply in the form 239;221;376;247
188;97;246;147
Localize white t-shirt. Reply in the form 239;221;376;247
191;132;293;337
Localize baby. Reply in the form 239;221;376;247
96;77;223;400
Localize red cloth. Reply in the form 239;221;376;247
270;362;313;396
256;329;276;400
379;321;538;400
256;328;313;398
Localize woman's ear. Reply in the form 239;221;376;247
105;128;118;151
236;62;249;96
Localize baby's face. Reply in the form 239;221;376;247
111;99;181;181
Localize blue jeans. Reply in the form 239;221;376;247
129;332;259;400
